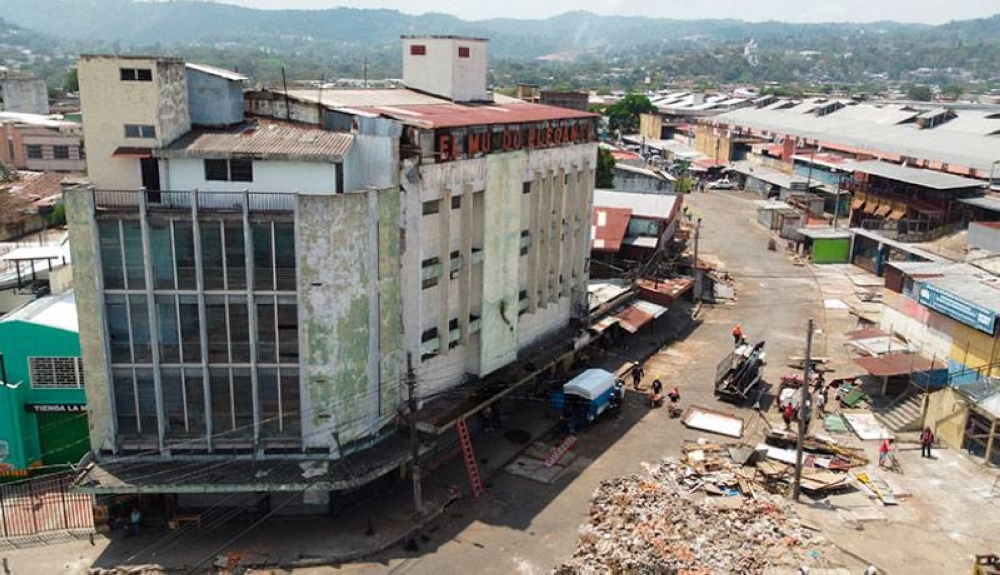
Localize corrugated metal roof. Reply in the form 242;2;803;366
712;105;1000;172
593;189;681;220
922;273;1000;315
158;118;353;161
286;88;447;108
591;207;632;252
854;353;937;377
845;160;984;190
0;290;77;333
796;227;851;240
960;194;1000;213
185;62;247;82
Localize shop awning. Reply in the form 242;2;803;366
863;202;878;215
851;198;866;211
887;208;907;220
853;353;938;377
112;147;154;158
615;300;669;333
874;204;893;217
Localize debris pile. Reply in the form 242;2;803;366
554;457;828;575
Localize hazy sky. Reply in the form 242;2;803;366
212;0;998;24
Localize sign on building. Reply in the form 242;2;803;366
918;284;997;334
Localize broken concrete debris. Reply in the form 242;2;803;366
553;456;830;575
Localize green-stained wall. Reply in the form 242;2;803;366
65;189;113;453
812;237;851;264
480;152;525;375
298;189;401;451
0;319;86;472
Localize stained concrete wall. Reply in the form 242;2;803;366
297;189;400;451
187;68;242;126
165;158;339;193
480;152;524;375
925;387;969;450
65;188;113;454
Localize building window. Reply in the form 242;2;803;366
410;44;426;56
522;182;531;194
124;124;156;139
29;357;85;388
458;46;470;58
451;195;462;210
204;159;254;182
120;68;152;82
422;200;440;215
25;144;43;159
53;145;70;160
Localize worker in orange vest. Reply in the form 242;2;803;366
732;324;744;345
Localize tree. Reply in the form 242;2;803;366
63;68;79;93
906;85;933;101
0;159;17;183
596;148;615;189
941;84;964;100
606;93;655;134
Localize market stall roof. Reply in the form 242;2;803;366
845;160;986;191
796;228;851;240
853;353;938;377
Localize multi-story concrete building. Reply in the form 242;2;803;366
0;112;86;172
0;70;49;115
68;36;597;501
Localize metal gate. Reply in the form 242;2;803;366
0;472;94;538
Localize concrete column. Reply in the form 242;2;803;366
562;164;577;289
538;169;553;306
438;186;452;354
241;192;260;446
528;172;542;313
190;190;213;451
550;167;566;302
138;193;166;453
459;184;473;346
366;190;381;431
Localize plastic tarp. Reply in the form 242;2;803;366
563;369;615;401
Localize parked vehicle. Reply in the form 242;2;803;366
707;178;736;190
551;369;617;433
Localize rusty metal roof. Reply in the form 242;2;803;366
157;117;353;162
591;207;632;253
366;102;595;129
853;353;937;377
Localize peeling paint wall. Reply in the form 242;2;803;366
187;69;242;126
65;189;112;454
155;60;191;148
297;189;400;451
480;152;524;375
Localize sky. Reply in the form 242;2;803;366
211;0;999;24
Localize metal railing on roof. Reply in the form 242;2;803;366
92;189;296;213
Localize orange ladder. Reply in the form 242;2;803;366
456;418;485;498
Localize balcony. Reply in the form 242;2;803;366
92;189;296;214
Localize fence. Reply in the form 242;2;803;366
93;189;296;213
0;472;93;539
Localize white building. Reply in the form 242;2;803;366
68;36;597;499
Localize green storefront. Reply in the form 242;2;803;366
0;290;88;476
799;228;852;265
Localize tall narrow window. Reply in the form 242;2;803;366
224;221;246;289
98;220;125;289
274;223;296;291
200;221;225;290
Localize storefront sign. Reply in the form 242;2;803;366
24;403;87;414
918;283;997;334
434;118;596;162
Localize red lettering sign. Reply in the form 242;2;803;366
438;134;451;161
469;132;481;155
571;123;580;142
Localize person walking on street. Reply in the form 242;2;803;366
816;391;826;415
130;507;141;538
783;402;795;430
732;324;744;345
630;363;645;390
878;437;893;468
920;427;935;458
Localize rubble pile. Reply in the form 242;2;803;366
554;458;826;575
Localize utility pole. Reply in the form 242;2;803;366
792;318;814;502
832;171;843;230
405;353;422;515
692;217;702;303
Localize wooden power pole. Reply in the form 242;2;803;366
792;318;814;502
406;353;422;515
692;217;702;302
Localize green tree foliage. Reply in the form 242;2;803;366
0;159;18;183
63;68;79;92
941;84;964;99
906;85;933;101
596;148;615;189
606;94;655;134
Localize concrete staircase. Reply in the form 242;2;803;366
874;392;925;432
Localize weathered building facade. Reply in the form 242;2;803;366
69;36;597;498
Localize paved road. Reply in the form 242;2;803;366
308;190;830;575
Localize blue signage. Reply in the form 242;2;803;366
918;283;997;334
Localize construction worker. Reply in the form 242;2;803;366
630;363;645;390
732;324;744;345
783;402;795;430
920;427;935;458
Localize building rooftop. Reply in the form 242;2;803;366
157;117;354;162
185;62;247;82
593;190;681;221
285;88;447;109
730;162;823;190
796;227;852;240
846;160;985;190
921;272;1000;316
960;194;1000;213
711;103;1000;173
0;290;77;333
591;207;631;252
0;112;78;128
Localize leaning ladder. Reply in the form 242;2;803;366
456;417;486;498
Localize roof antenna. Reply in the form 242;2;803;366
281;66;291;121
363;56;368;89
